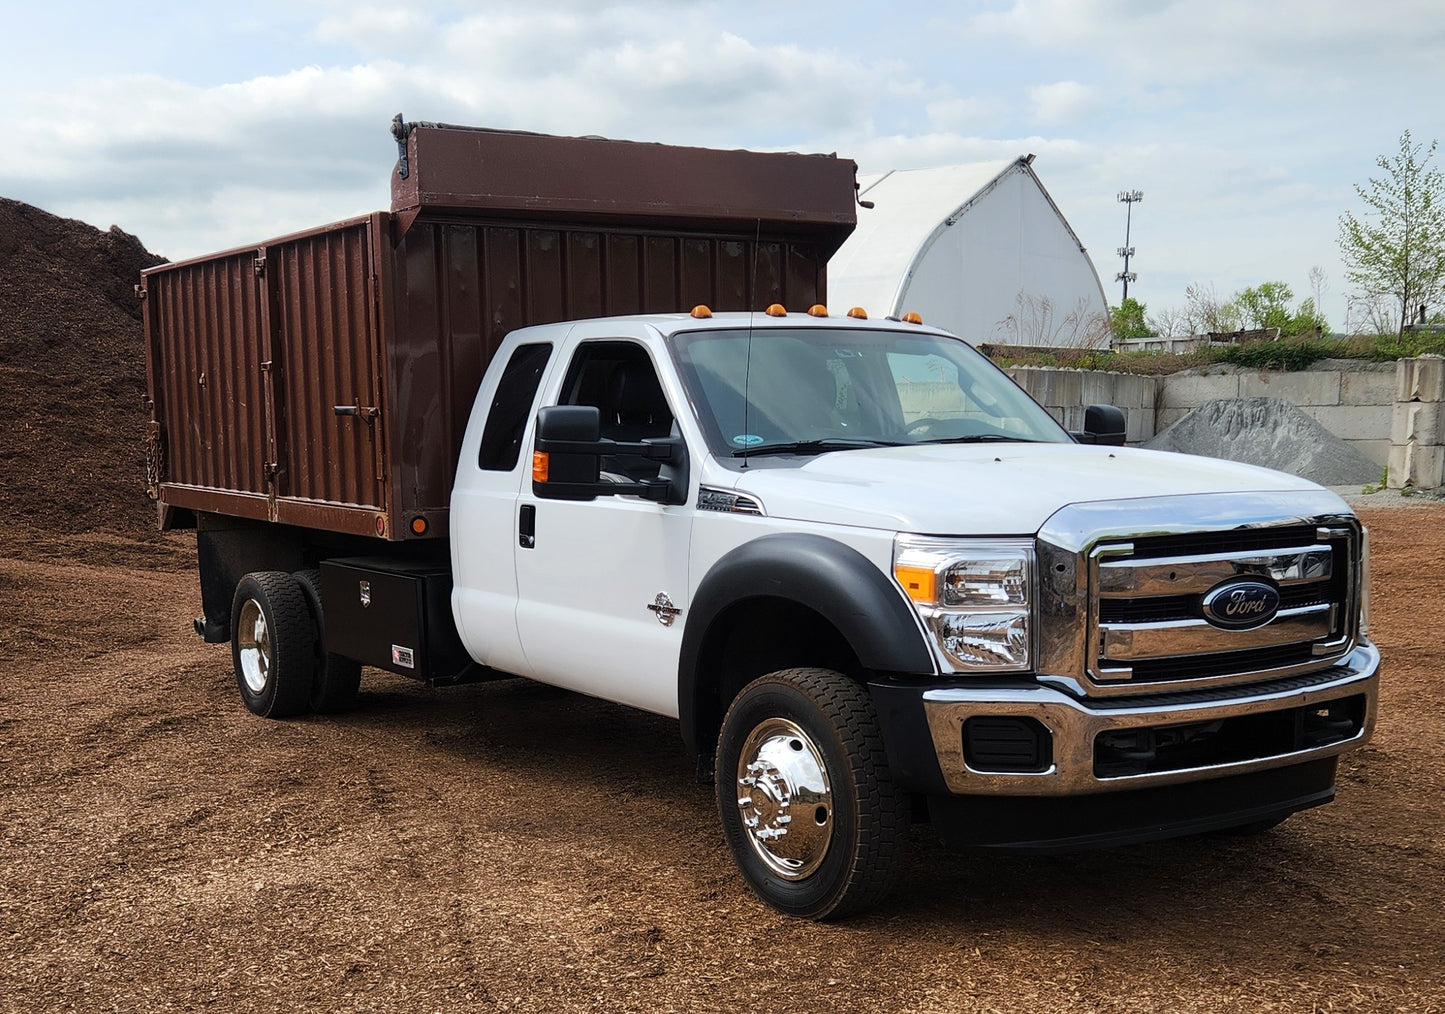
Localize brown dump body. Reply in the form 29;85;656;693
143;122;858;540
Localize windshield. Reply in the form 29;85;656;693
669;326;1071;458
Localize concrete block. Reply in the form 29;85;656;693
1160;372;1238;409
1348;439;1390;469
1391;402;1445;446
1125;410;1152;444
1240;370;1340;406
1080;371;1114;407
1396;356;1445;403
1388;441;1445;489
1303;404;1393;442
1340;368;1397;407
1107;375;1157;410
1155;407;1190;431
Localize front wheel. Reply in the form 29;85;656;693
231;571;316;719
716;668;904;920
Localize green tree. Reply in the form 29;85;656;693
1339;130;1445;336
1110;297;1154;340
1226;281;1295;331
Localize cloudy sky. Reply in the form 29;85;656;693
4;0;1444;332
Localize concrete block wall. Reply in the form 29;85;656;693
1001;359;1399;468
1388;356;1445;489
1003;367;1157;443
1153;360;1395;467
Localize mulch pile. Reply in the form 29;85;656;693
0;198;166;535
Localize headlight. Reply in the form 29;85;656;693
894;536;1034;672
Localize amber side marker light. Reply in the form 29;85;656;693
902;311;924;325
765;303;788;317
410;516;428;536
847;306;869;319
807;304;829;317
532;451;550;483
691;305;713;318
895;565;936;603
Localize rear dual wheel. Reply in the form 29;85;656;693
231;572;316;718
230;570;361;718
716;668;904;920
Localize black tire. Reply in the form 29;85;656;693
230;571;316;719
294;569;363;714
716;668;904;920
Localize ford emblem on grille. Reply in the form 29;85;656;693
1201;579;1281;630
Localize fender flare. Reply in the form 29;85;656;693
678;533;935;755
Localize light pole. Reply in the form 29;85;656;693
1116;190;1142;302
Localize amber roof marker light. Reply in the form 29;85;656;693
807;304;829;317
847;306;868;319
902;311;924;325
765;303;788;317
691;305;713;318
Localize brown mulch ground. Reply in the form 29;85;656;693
0;507;1440;1013
3;197;1443;1012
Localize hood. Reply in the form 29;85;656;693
719;443;1333;535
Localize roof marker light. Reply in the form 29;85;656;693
807;304;828;317
902;311;924;325
765;304;787;317
847;306;868;319
691;305;713;318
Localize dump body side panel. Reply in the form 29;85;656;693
144;126;853;539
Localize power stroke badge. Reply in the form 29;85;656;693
1201;579;1281;630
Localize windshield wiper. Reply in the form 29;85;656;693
732;438;906;459
920;434;1034;445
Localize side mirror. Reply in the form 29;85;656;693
532;405;689;504
1072;404;1127;446
532;406;604;500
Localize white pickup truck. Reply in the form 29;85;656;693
438;306;1376;918
143;122;1378;919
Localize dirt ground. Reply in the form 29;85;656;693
0;504;1439;1014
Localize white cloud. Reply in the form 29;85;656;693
969;0;1445;82
1027;81;1099;125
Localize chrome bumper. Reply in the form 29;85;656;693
921;641;1380;796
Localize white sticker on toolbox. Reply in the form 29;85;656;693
392;645;416;669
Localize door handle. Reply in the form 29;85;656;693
519;504;536;549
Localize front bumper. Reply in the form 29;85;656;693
906;641;1379;797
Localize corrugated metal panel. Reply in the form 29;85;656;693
384;219;828;526
270;221;383;511
148;249;269;500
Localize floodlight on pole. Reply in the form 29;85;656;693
1115;190;1143;302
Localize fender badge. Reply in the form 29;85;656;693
1201;579;1280;630
647;592;682;627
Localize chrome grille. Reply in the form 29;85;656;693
1034;492;1363;699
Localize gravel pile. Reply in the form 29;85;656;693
1144;396;1381;486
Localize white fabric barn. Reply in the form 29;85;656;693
827;157;1110;348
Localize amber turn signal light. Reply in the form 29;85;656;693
532;451;549;482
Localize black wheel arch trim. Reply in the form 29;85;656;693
678;532;936;755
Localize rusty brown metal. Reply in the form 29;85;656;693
144;123;857;540
391;121;858;256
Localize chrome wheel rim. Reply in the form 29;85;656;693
735;717;834;880
236;599;271;695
